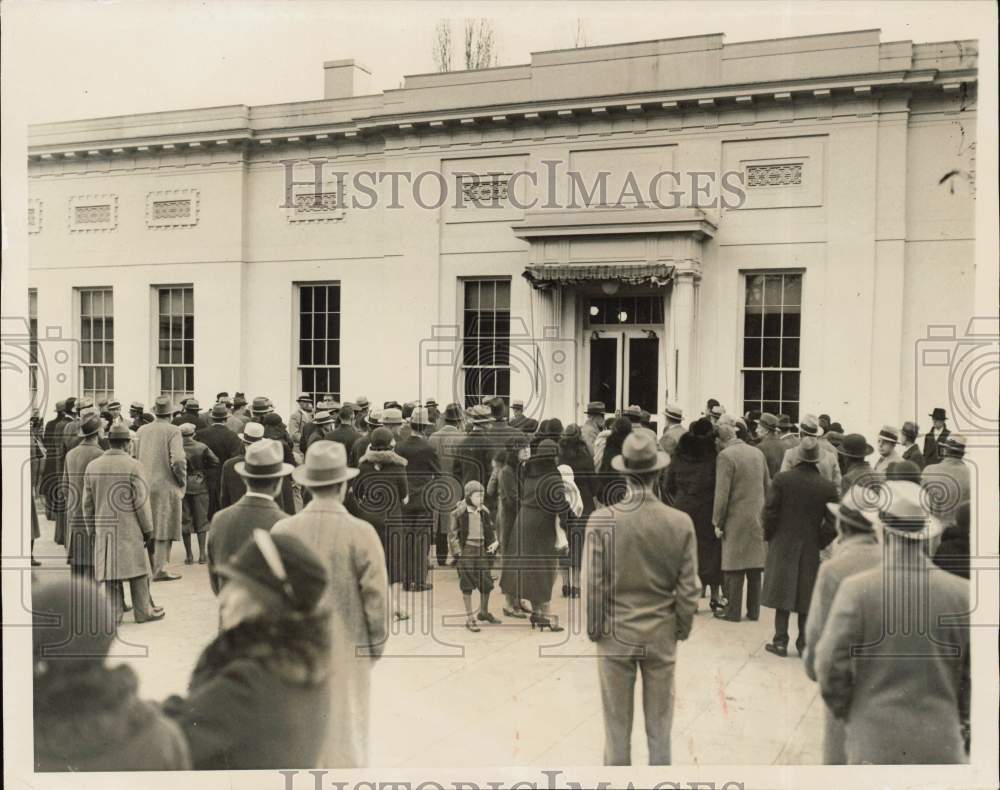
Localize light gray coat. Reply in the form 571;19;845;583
779;444;842;487
712;439;770;570
133;419;186;541
61;441;105;567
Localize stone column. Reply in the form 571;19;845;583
669;262;702;423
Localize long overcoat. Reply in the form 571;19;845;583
60;441;105;568
133;420;186;542
511;455;569;604
760;464;839;613
40;415;71;521
195;422;243;516
712;439;770;571
83;449;154;581
662;434;720;586
351;449;408;584
273;499;388;768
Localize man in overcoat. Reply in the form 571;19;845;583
580;401;606;458
457;405;495;486
755;412;786;478
60;415;105;579
922;406;950;466
921;434;971;527
815;480;969;764
195;403;243;519
802;485;882;763
836;433;875;495
83;423;164;623
134;396;186;581
779;415;841;487
328;404;361;457
287;393;314;463
899;421;926;469
761;437;839;657
712;424;770;622
273;441;388;768
396;406;442;591
180;423;219;564
219;422;294;514
428;403;467;566
658;402;686;457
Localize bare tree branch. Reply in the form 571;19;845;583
433;20;453;73
463;18;497;70
574;18;589;48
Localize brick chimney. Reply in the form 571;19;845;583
323;59;373;99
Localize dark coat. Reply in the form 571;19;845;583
901;442;926;470
35;664;190;771
395;434;441;515
218;454;295;515
457;428;498;486
351;449;408;584
448;505;497;554
327;424;361;458
162;614;330;770
349;433;371;467
761;464;839;613
511;455;569;604
173;411;208;430
756;434;787;479
195;423;243;517
182;438;219;496
40;415;72;520
662;433;720;586
922;426;950;467
207;495;289;594
840;460;875;495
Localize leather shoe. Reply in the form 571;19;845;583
135;608;166;623
477;612;501;625
153;572;181;582
713;609;739;621
765;642;788;658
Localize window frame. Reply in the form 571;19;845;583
153;284;195;403
77;286;115;404
294;281;342;407
460;276;512;408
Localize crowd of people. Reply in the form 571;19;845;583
29;389;972;769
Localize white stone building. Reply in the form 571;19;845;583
27;29;978;434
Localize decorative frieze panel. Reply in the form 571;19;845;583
457;174;511;205
28;199;42;234
68;194;118;232
722;137;825;211
286;187;345;224
745;163;803;188
146;188;199;229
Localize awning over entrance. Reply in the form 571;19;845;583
522;262;675;290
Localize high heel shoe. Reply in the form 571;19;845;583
529;614;564;632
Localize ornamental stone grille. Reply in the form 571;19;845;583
745;163;803;188
459;174;510;204
151;199;192;220
74;204;112;224
294;192;339;212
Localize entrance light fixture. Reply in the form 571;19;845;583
600;280;620;295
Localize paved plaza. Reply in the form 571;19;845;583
33;512;823;767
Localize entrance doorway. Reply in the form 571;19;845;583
588;327;662;416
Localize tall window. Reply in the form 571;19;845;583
742;272;801;421
28;289;38;407
462;278;511;407
297;282;341;405
156;286;194;401
79;287;115;402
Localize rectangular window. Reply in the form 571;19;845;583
462;278;511;408
79;287;115;403
741;272;802;422
296;282;341;405
156;286;194;402
28;289;38;407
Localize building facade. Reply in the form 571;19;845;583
27;30;977;433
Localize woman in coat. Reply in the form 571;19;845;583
662;417;723;609
513;439;570;630
595;417;632;507
351;427;409;620
557;423;597;598
33;576;190;771
163;529;331;769
498;435;528;618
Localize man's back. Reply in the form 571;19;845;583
207;495;286;593
195;423;242;466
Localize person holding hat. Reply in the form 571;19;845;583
801;485;882;763
836;433;876;494
447;479;501;632
898;420;926;469
814;479;969;764
33;576;189;770
195;403;243;519
872;425;903;475
761;436;839;658
288;393;315;463
396;406;443;592
584;430;700;766
662;417;723;611
134;396;187;582
162;529;332;769
581;401;606;457
353;426;410;621
274;441;388;768
922;407;950;467
921;433;970;528
207;439;294;594
779;415;841;487
57;415;106;577
712;424;770;623
659;402;686;458
83;423;164;623
179;423;220;565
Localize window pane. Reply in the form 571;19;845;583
81;290;92;316
782;311;801;338
328;285;340;313
326;340;339;366
743;370;762;401
158;339;170;364
328;314;340;340
463;338;478;366
314;314;326;340
763;276;783;306
744;309;762;337
762;309;781;336
300;287;312;313
783;275;802;307
743;338;761;368
158;289;170;314
495;281;510;310
183;288;194;315
300;338;312;365
106;340;114;364
781;338;800;367
83;367;94;389
745;275;764;307
480;282;495;309
784;402;800;423
184;339;194;365
762;371;781;402
781;371;800;401
762;338;781;368
183;316;194;341
313;339;327;365
495;335;510;366
328;368;340;398
107;368;114;391
465;281;479;310
92;343;103;364
763;400;781;415
314;287;327;312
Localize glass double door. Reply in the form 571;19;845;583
587;328;661;423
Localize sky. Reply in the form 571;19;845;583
2;0;994;126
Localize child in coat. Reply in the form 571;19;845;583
448;480;500;632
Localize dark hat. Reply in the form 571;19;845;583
369;427;395;450
825;430;845;448
54;399;67;413
217;529;328;614
401;402;416;420
624;404;642;421
612;431;670;473
942;433;967;455
185;398;200;411
900;421;920;441
235;439;294;479
107;423;132;442
837;433;874;459
443;403;464;422
33;576;115;665
585;401;606;416
292;441;358;488
886;460;922;483
689;417;714;438
152;396;173;416
794;436;821;465
216;391;229;400
263;412;283;427
383;400;401;410
777;414;794;431
877;425;899;444
758;412;779;430
520;418;539;433
78;415;102;438
338;404;355;421
830;422;844;433
251;396;272;414
561;423;583;441
210;403;229;420
929;407;947;421
233;392;247;407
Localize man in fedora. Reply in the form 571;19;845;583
60;414;106;579
195;403;243;519
207;438;294;594
803;485;882;763
353;396;371;433
508;399;527;430
428;403;467;566
923;407;950;466
761;436;839;658
174;398;207;430
837;433;876;495
248;396;273;424
396;406;443;592
581;401;606;458
288;393;315;464
815;479;969;764
274;441;388;768
712;423;770;623
458;405;494;486
922;433;971;528
658;402;686;457
220;422;295;515
134;396;187;582
779;415;841;487
873;425;903;475
584;430;700;765
302;409;335;454
83;423;165;623
755;412;786;478
350;409;381;466
899;421;926;469
128;401;146;433
328;404;361;456
777;414;798;450
229;392;251;430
